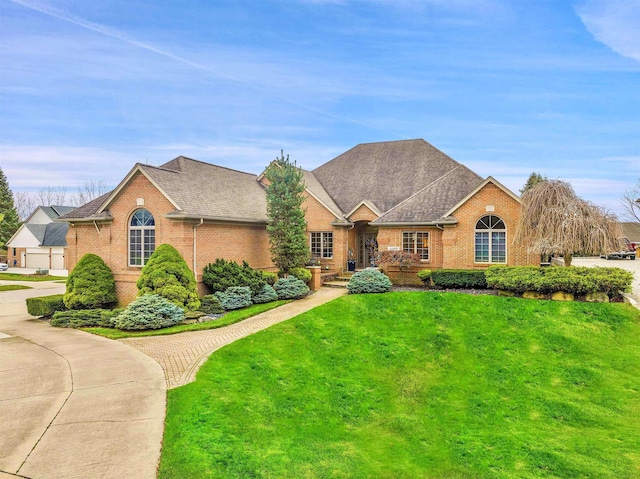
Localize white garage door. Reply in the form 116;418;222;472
26;248;50;269
51;253;64;270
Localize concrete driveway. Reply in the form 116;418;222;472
572;256;639;302
0;282;165;478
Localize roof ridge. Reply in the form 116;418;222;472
162;156;259;178
376;165;465;219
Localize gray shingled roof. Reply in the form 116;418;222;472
57;192;113;221
144;157;268;221
312;139;478;217
41;205;76;220
373;165;483;224
300;169;344;220
621;222;640;241
42;223;69;246
25;224;47;243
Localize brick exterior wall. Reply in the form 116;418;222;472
304;193;348;274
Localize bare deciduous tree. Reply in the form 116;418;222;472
515;179;622;266
13;191;37;221
621;179;640;223
36;186;68;207
74;179;108;207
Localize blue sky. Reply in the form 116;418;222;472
0;0;638;215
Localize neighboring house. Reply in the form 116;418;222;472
6;205;75;270
59;139;536;303
620;222;640;247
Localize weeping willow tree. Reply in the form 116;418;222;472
515;180;622;266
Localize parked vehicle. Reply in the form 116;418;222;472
601;238;636;260
0;262;8;271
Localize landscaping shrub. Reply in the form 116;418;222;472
137;244;200;311
26;294;66;317
416;269;432;284
262;271;278;285
63;254;117;310
252;284;278;304
50;309;122;328
203;259;269;295
114;294;184;330
485;265;632;297
431;269;487;289
347;269;392;294
215;286;253;310
289;267;312;284
273;277;310;299
199;294;224;315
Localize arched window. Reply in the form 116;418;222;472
129;209;155;266
475;215;506;263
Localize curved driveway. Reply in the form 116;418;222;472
0;282;165;479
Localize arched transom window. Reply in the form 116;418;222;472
475;215;506;263
129;209;155;266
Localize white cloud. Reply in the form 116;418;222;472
575;0;640;63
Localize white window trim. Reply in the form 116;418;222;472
474;215;507;264
402;231;430;262
128;209;155;267
310;231;334;259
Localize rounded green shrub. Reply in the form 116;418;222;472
64;254;117;310
137;244;200;311
200;294;224;315
289;267;312;284
114;294;184;330
262;272;278;285
347;269;392;294
203;259;270;295
273;277;310;299
215;286;253;310
417;269;432;283
252;284;278;304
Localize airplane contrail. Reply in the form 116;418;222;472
9;0;410;140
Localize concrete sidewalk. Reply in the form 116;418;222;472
123;287;347;389
0;282;165;479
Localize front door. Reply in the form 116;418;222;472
21;252;26;268
358;233;378;268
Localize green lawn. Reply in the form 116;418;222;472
0;284;32;291
160;292;640;479
84;300;291;339
0;273;67;282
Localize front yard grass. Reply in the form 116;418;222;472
0;284;32;291
0;273;67;282
160;292;640;479
84;300;291;339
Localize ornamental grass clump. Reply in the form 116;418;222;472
252;284;278;304
347;269;392;294
114;294;184;330
63;254;117;310
137;244;200;311
215;286;253;310
273;277;310;299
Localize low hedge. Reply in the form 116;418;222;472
26;294;66;317
50;309;122;328
431;269;487;289
485;265;632;297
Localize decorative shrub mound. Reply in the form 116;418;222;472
137;244;200;311
273;277;310;299
64;254;117;310
485;265;632;298
199;294;224;315
26;294;66;317
203;259;270;295
114;294;184;330
252;284;278;304
347;269;392;294
289;267;312;284
262;272;278;285
215;286;253;310
50;309;122;328
417;269;432;284
431;269;487;289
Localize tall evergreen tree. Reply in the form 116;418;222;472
0;168;20;248
519;171;547;195
265;151;309;274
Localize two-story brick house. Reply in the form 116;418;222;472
59;139;535;303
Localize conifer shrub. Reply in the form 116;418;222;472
347;269;392;294
289;267;312;284
200;294;225;315
262;271;278;285
64;254;117;310
114;294;184;330
215;286;253;310
202;259;269;295
137;244;200;311
273;277;310;299
50;309;122;328
252;284;278;304
26;294;66;317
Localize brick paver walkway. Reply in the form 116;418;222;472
121;287;347;389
